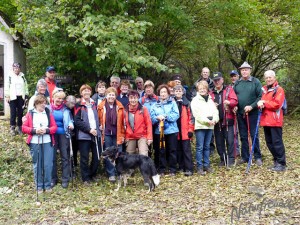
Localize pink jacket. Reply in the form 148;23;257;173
22;108;57;145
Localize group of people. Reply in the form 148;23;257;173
4;61;287;193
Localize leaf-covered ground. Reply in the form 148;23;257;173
0;118;299;224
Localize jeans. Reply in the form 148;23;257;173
104;135;122;177
29;142;54;190
9;96;24;127
237;113;262;161
195;129;213;169
52;134;70;184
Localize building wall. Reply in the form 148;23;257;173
0;29;26;117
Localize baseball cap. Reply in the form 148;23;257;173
230;70;239;76
212;72;223;80
46;66;56;72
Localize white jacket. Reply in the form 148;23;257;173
4;71;29;101
191;93;219;130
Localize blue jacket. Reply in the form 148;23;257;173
49;105;74;138
139;94;158;113
150;97;179;135
74;99;101;141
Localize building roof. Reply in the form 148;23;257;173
0;10;31;48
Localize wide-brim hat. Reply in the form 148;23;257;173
239;62;252;69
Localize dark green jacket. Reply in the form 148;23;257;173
233;76;262;115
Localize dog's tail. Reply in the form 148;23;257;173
152;174;160;186
149;158;160;186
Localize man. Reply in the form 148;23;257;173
116;80;130;107
191;67;214;98
210;72;238;167
229;70;240;86
233;62;263;166
171;74;192;101
110;75;121;95
135;77;145;97
44;66;60;102
4;62;29;135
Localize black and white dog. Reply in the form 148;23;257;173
101;146;160;192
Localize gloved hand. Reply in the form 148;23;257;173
188;132;193;138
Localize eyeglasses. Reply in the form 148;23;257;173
136;81;143;84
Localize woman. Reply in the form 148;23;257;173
50;88;74;188
257;70;286;172
174;85;194;176
28;79;50;111
5;62;29;135
191;80;219;175
98;87;125;182
124;90;152;156
150;84;179;176
22;95;57;192
74;84;102;184
92;80;106;106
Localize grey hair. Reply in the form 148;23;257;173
264;70;276;77
110;75;120;83
36;79;47;90
135;76;143;82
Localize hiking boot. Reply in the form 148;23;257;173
268;161;279;170
204;167;214;173
10;126;16;136
237;159;247;165
184;171;193;176
51;180;57;188
197;168;205;175
61;182;68;189
16;126;22;135
272;164;286;172
109;176;116;182
255;158;263;166
169;173;176;177
37;189;43;194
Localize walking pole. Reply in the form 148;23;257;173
36;134;40;204
233;113;237;165
246;113;252;164
95;135;100;161
40;124;45;201
246;110;262;174
68;128;75;189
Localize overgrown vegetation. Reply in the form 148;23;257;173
0;117;299;224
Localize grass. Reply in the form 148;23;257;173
0;117;299;224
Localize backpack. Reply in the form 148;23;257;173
273;85;287;115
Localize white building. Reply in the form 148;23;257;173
0;11;29;116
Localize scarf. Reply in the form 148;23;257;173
129;104;138;113
105;101;117;126
51;103;64;111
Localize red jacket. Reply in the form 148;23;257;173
260;81;285;127
176;97;194;140
210;86;238;126
124;103;152;140
22;108;57;145
98;99;125;145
